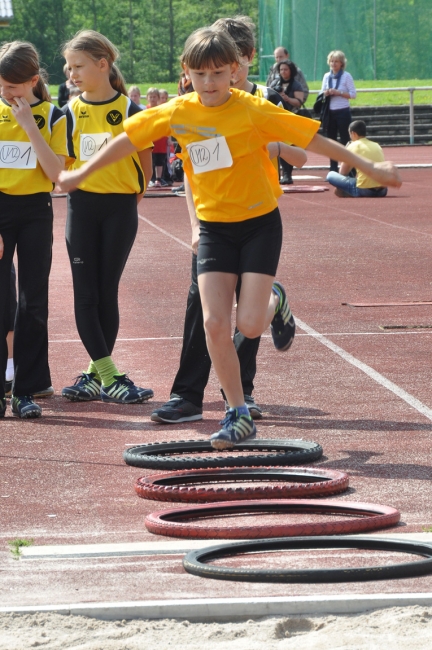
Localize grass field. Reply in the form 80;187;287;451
49;79;432;108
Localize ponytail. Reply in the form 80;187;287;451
34;68;51;102
109;64;127;95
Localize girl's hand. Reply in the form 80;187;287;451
11;97;38;133
56;169;85;194
0;234;3;260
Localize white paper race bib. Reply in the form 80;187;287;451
186;136;233;174
80;132;112;161
0;141;37;169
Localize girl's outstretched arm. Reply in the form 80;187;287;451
306;133;402;188
267;142;307;168
56;132;138;193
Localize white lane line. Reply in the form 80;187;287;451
140;213;432;420
138;214;191;250
296;317;432;421
286;194;432;238
47;330;432;344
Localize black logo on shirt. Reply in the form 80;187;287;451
106;110;122;125
0;114;11;123
79;110;89;119
34;115;45;129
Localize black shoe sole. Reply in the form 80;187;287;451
62;393;101;402
151;412;203;424
12;409;41;419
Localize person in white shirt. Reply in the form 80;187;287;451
321;50;356;171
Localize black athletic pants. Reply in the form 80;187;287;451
0;192;53;398
65;190;138;362
326;107;352;172
170;253;261;408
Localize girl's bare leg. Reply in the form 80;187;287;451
235;273;278;339
197;271;243;408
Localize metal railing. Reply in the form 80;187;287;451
307;86;432;144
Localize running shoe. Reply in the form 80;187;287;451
222;390;263;420
151;395;203;423
62;373;101;402
172;184;185;194
5;379;12;397
11;395;41;419
210;408;256;450
34;386;55;398
244;394;263;420
270;281;296;352
100;374;153;404
0;397;6;418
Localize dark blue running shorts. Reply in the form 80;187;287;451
197;207;282;277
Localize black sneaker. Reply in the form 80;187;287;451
222;391;263;420
62;373;101;402
0;397;6;418
151;395;203;423
210;408;256;450
280;175;293;185
100;374;153;404
11;395;42;419
5;379;12;397
244;394;263;420
271;281;296;351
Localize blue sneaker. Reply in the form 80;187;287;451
62;373;101;402
210;408;257;450
271;281;296;351
11;395;42;419
100;374;154;404
0;397;6;418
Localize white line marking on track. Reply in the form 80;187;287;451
286;195;432;238
47;330;432;343
137;210;432;421
296;317;432;422
138;214;191;250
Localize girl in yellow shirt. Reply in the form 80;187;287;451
0;41;67;419
57;27;401;448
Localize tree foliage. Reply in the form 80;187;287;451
2;0;258;84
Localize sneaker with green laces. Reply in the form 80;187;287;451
62;373;101;402
100;374;154;404
11;395;42;419
210;408;257;450
270;281;296;351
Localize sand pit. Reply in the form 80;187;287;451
1;606;431;649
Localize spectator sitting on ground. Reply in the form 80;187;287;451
266;46;309;101
327;120;388;198
158;89;169;104
128;85;145;109
146;87;160;108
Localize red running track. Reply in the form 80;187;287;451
1;160;432;605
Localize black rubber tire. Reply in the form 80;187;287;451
123;439;323;470
135;466;349;502
183;536;432;583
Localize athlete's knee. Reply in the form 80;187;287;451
236;313;264;340
203;313;231;343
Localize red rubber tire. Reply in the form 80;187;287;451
135;467;349;503
144;499;400;539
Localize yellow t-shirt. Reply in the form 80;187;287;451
124;88;319;222
347;137;385;188
64;93;145;194
0;99;67;195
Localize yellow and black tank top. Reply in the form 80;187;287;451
64;92;144;194
0;99;67;195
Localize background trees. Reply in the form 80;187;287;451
3;0;258;84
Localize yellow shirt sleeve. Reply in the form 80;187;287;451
124;100;177;150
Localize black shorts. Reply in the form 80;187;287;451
152;152;166;166
197;208;282;277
